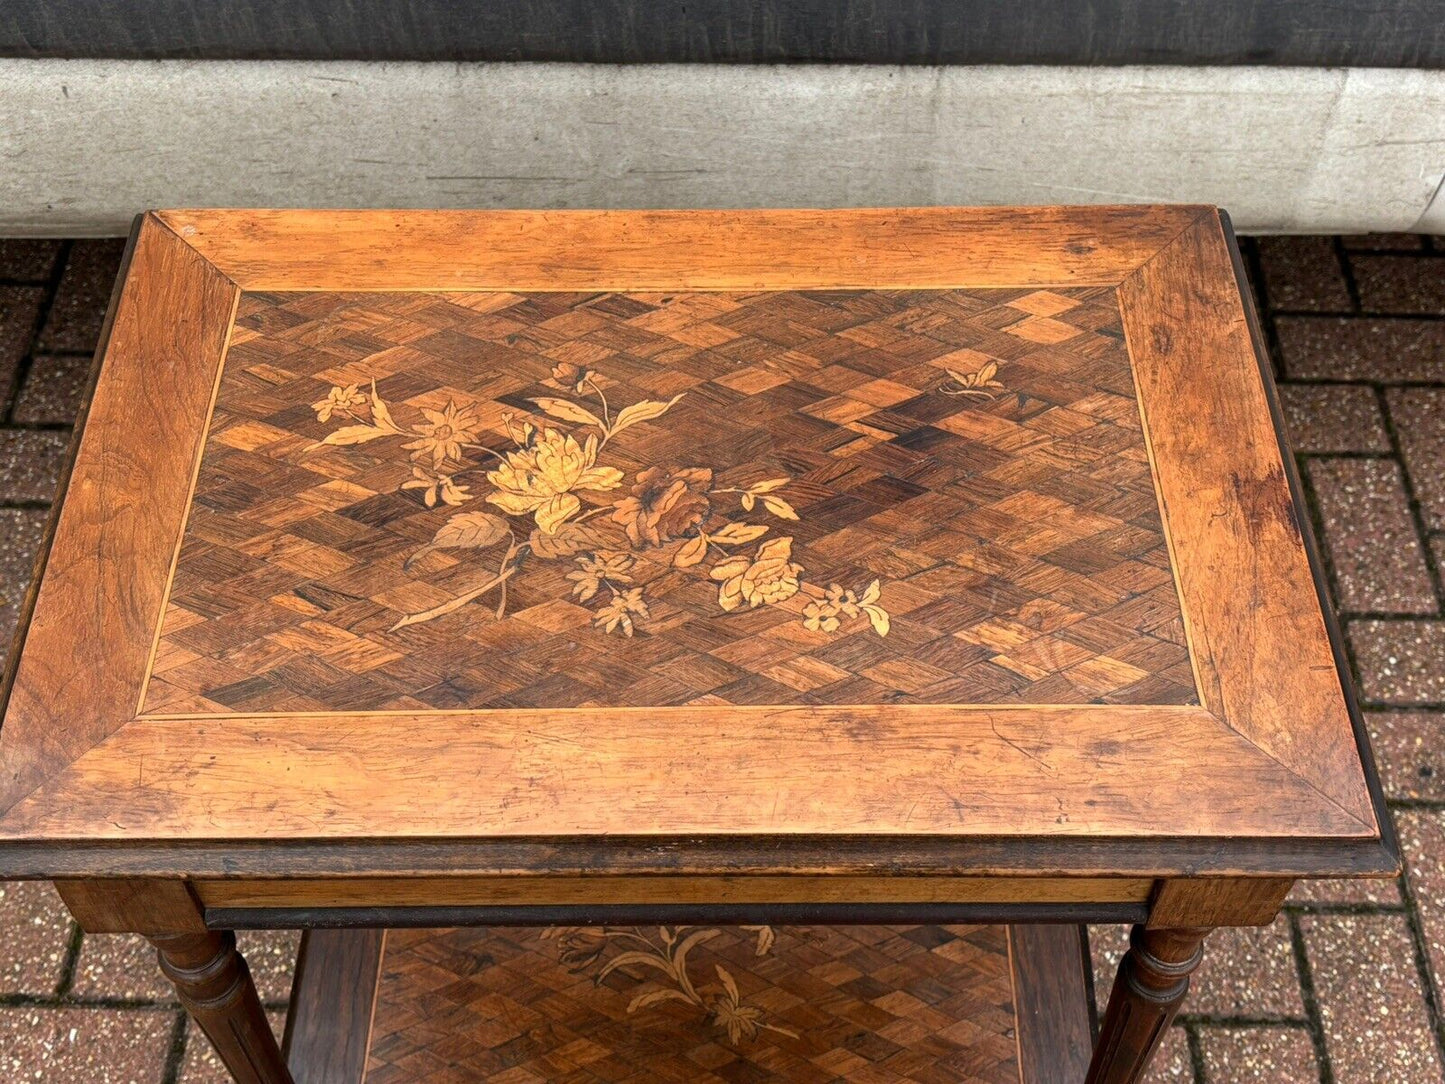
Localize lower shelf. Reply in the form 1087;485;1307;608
284;924;1096;1083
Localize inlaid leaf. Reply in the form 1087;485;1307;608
528;396;605;429
747;478;790;494
743;925;775;956
863;603;891;637
431;511;509;551
673;534;708;567
760;495;799;520
628;988;694;1013
672;928;720;970
610;393;685;436
368;382;397;430
741;493;756;511
528;520;612;559
710;522;769;545
403;511;509;569
597;950;675;983
320;424;391;446
716;965;741;1004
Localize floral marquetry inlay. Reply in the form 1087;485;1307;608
139;287;1199;715
307;367;890;637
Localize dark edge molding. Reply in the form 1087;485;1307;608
209;901;1149;930
7;832;1399;881
0;215;142;775
1081;924;1101;1040
1218;209;1400;874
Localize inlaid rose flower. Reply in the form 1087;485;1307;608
611;466;714;548
711;536;803;611
550;361;593;393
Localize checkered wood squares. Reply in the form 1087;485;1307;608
139;287;1198;715
366;925;1021;1084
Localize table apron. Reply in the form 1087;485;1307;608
192;873;1154;910
187;874;1156;928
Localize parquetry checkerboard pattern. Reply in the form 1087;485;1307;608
366;924;1021;1084
139;287;1197;714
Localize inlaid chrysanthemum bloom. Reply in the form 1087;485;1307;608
484;427;624;534
401;401;482;468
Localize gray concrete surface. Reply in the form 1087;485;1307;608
2;61;1444;235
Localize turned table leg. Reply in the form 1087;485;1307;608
150;930;294;1084
1085;925;1209;1084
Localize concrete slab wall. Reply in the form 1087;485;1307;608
3;61;1444;235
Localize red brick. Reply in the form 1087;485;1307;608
1396;810;1445;1006
0;286;44;406
179;1011;285;1084
14;353;92;425
1307;459;1435;613
1350;620;1445;703
1300;913;1444;1082
1342;234;1425;252
0;881;74;996
1257;236;1352;312
1190;921;1303;1017
0;508;49;648
1388;387;1445;530
1198;1026;1319;1082
0;240;62;282
1093;921;1300;1019
1352;255;1445;314
1276;317;1444;381
1277;384;1389;454
37;239;125;354
1288;875;1401;906
0;430;69;503
1368;711;1445;800
0;1005;174;1082
1145;1025;1194;1082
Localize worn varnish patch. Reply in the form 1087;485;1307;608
138;287;1197;715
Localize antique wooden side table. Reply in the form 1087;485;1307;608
0;207;1395;1083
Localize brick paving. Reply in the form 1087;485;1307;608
0;235;1442;1081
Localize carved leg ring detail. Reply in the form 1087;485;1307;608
1085;926;1209;1084
150;931;294;1084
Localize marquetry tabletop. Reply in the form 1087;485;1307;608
0;207;1395;1084
0;206;1390;877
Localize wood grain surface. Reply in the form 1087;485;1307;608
0;207;1387;885
284;928;385;1084
155;206;1211;291
1120;214;1374;829
1009;924;1094;1082
0;216;237;812
0;705;1369;839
